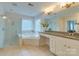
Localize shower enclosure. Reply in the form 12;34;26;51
0;12;21;48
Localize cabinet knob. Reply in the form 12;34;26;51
64;45;66;47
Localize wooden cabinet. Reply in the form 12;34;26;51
49;35;79;56
49;36;67;56
49;36;56;54
55;36;67;56
40;33;79;56
66;39;79;56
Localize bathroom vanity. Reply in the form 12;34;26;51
40;32;79;56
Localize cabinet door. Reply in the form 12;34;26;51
55;37;66;56
66;39;79;56
49;36;56;54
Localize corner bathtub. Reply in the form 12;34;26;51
18;32;40;46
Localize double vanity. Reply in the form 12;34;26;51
40;31;79;56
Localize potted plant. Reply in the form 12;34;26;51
41;21;49;32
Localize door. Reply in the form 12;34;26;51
0;17;5;48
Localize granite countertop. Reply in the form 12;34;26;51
40;31;79;41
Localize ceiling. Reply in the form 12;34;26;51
0;2;57;17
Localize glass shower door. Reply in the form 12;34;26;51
0;17;5;48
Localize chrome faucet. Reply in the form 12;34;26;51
69;33;74;36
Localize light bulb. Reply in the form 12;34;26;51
2;16;7;19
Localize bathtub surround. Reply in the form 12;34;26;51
20;32;40;47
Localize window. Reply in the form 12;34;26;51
22;19;33;32
22;18;41;33
35;19;41;32
67;20;76;32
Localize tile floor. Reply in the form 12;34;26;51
0;45;54;56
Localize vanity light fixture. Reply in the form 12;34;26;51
60;2;75;8
44;5;56;15
43;2;76;15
